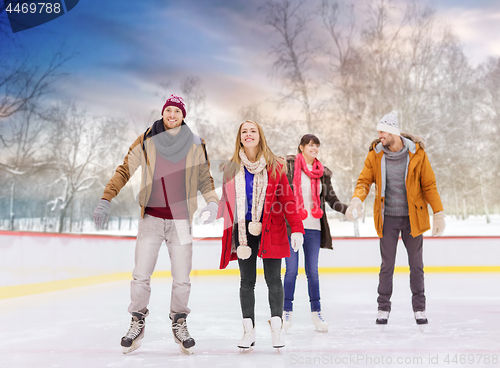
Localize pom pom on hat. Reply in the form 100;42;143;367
237;245;252;260
162;94;186;118
376;110;400;135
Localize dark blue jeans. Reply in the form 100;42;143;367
283;229;322;312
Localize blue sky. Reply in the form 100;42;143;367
3;0;500;124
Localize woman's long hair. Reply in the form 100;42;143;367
223;120;285;181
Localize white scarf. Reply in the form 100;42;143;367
235;148;268;259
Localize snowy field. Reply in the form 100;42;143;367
1;273;499;368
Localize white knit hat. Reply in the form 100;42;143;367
376;111;400;135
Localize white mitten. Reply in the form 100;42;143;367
290;232;304;252
345;197;363;221
432;211;446;237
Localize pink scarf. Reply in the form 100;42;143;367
293;153;324;220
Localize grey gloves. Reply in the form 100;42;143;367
93;199;111;229
199;201;218;224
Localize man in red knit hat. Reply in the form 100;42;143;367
93;94;218;354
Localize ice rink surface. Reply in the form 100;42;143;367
1;272;499;368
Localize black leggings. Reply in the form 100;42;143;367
237;222;283;325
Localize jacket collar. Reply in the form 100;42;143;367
374;135;416;154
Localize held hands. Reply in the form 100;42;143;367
432;211;446;236
345;197;363;221
93;199;111;229
290;232;304;252
199;201;218;224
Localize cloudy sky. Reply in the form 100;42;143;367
3;0;500;125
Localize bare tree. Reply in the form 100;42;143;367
320;0;366;235
179;76;232;188
467;57;500;222
0;105;56;229
0;51;68;119
47;103;126;232
262;0;319;131
0;16;70;230
180;76;208;137
259;0;498;227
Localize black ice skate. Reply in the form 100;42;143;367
414;311;428;325
376;310;389;325
171;313;195;354
121;310;147;354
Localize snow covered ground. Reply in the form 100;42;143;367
1;272;499;368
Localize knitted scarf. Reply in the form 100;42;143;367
151;121;194;163
235;148;268;259
293;153;324;220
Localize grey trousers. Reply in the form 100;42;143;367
128;215;193;320
377;215;425;312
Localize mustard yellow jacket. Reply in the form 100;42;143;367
353;134;443;238
102;120;218;222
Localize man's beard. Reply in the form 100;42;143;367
382;138;393;148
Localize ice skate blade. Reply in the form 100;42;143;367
314;326;329;332
418;325;427;333
178;344;194;355
239;346;254;353
122;339;141;354
274;346;284;353
238;341;255;349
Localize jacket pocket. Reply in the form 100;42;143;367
414;199;430;231
270;215;287;246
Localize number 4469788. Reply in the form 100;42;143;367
443;354;498;365
6;2;62;14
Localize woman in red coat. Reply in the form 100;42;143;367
217;120;304;351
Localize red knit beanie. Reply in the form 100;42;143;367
161;94;186;118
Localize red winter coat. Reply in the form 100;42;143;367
217;164;305;269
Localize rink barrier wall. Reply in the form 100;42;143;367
1;231;500;299
2;266;500;300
